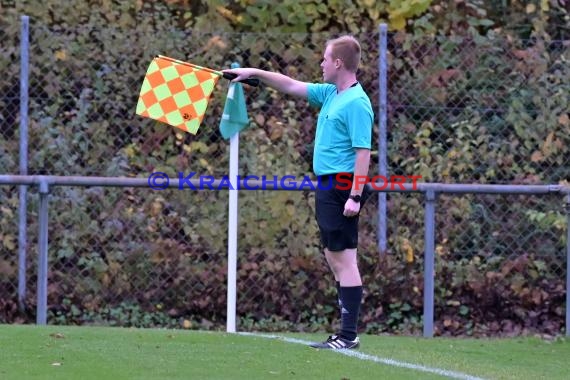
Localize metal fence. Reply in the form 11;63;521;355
1;175;569;338
1;15;569;336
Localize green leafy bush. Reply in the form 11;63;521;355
0;1;568;336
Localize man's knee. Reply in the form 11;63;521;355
327;249;362;286
326;248;357;268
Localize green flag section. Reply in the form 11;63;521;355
219;63;250;139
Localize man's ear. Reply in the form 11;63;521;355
335;58;342;69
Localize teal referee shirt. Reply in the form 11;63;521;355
307;83;373;176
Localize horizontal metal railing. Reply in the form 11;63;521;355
1;174;569;337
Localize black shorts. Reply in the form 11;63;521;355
315;173;371;251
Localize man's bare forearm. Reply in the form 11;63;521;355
224;68;308;98
351;149;371;195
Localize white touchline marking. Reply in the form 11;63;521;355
238;332;488;380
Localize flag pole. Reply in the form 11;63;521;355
157;55;260;87
158;55;226;76
227;130;239;333
221;61;249;332
225;61;244;333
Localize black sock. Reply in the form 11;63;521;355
335;281;342;308
339;286;362;341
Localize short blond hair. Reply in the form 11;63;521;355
326;35;361;73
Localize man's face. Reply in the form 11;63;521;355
320;45;337;83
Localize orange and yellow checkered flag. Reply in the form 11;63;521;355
136;56;220;134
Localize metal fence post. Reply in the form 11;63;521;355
378;23;388;255
18;14;30;312
36;178;50;325
566;193;570;337
423;190;436;337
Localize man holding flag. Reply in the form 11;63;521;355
224;35;374;350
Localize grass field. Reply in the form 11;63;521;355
0;324;568;380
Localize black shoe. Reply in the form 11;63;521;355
309;334;360;349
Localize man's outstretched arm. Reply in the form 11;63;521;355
223;68;308;98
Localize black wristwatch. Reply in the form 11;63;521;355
349;194;361;203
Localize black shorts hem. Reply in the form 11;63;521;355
314;173;370;251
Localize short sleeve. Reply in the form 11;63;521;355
307;83;336;108
346;96;373;149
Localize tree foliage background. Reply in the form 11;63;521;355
0;0;569;336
